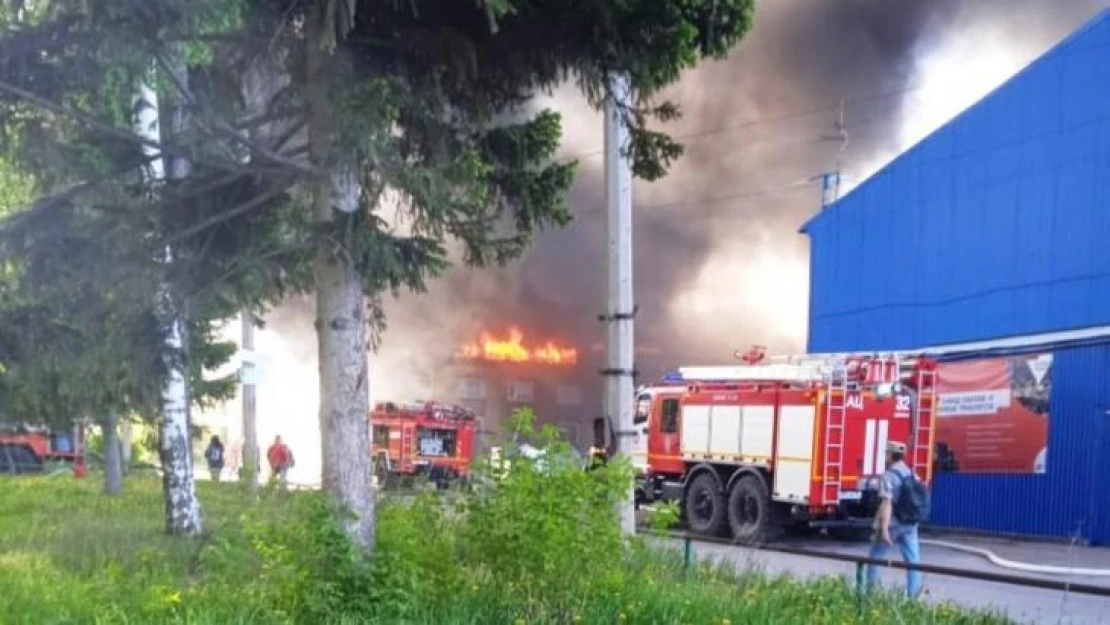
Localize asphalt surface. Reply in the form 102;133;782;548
657;531;1110;625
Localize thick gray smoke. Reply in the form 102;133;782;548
241;0;1106;477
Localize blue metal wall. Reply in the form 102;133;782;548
804;9;1110;352
803;10;1110;542
929;344;1110;543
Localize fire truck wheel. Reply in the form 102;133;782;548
684;473;727;536
727;476;772;543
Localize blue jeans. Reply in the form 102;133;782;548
866;524;922;598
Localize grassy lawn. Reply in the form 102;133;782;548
0;475;1011;624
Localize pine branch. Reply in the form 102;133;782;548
0;76;308;178
152;52;316;177
166;182;294;244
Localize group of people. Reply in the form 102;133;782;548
203;434;295;487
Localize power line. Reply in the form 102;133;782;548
559;82;924;162
585;178;819;215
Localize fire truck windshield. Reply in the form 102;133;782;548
417;427;457;457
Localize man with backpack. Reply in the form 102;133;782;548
867;440;929;598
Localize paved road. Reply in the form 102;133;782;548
658;533;1110;625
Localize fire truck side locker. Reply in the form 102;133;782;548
772;403;818;505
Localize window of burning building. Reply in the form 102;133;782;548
416;427;458;457
508;381;534;403
456;377;487;401
556;384;582;406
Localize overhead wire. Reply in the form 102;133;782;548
576;92;917;216
558;82;926;162
565;81;931;218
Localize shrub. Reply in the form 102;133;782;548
0;417;1014;624
452;409;635;618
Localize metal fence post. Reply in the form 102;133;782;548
684;535;693;573
855;561;866;614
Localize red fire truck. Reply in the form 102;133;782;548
634;351;937;541
370;401;477;488
0;423;83;474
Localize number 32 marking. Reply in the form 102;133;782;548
895;395;911;413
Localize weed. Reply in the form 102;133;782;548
0;412;1012;624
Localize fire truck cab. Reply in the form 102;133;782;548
370;401;477;488
636;352;937;541
0;423;82;475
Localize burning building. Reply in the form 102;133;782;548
429;327;600;452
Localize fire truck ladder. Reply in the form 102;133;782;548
911;365;938;480
822;361;849;505
400;426;415;473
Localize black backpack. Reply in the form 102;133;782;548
892;467;930;525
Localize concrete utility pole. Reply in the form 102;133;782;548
240;310;259;493
603;71;637;535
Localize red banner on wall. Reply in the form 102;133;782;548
934;353;1050;474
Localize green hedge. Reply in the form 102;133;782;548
0;418;1010;624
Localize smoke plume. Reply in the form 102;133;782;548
222;0;1107;482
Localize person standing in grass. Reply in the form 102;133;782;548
867;440;929;598
266;435;294;489
204;435;225;483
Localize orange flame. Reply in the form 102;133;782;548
457;327;577;366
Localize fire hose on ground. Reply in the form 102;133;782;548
919;538;1110;577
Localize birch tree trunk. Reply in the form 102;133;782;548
306;8;374;550
133;55;203;535
160;50;203;536
103;411;123;495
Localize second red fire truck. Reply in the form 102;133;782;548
370;401;477;488
633;350;937;541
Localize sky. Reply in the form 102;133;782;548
198;0;1110;484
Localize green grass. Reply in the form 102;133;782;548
0;476;1011;624
0;476;301;624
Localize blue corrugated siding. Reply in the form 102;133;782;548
805;9;1110;353
804;10;1110;542
929;344;1110;543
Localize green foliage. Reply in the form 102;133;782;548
0;0;757;417
86;426;145;467
0;156;32;218
644;499;682;532
451;408;633;615
1;469;1011;624
0;1;249;428
223;495;377;621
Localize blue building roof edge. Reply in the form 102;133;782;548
797;7;1110;236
